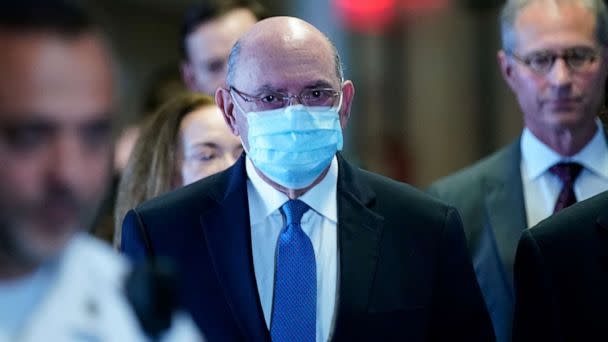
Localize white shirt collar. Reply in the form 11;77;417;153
245;156;339;225
521;119;608;180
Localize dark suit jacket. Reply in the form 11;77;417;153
428;139;526;342
513;191;608;342
121;154;494;341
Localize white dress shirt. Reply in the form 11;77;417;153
0;234;201;342
521;121;608;227
246;156;338;342
0;258;56;340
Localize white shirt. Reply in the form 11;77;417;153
521;121;608;227
0;234;201;342
0;259;57;340
247;156;338;342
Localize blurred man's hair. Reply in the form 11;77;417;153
500;0;608;53
0;0;96;36
180;0;267;61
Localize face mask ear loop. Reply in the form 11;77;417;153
229;91;251;155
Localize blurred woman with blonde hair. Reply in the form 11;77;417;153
114;92;242;247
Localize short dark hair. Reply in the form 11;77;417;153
0;0;95;37
180;0;267;61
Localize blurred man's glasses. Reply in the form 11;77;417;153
230;86;342;112
509;47;599;74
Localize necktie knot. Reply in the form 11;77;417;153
281;199;310;226
549;162;583;213
549;162;583;185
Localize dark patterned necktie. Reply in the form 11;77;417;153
270;199;316;342
549;162;583;213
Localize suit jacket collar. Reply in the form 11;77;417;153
199;155;270;341
334;154;383;324
199;153;384;340
598;210;608;231
596;198;608;268
482;138;528;289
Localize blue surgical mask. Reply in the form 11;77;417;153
244;104;343;189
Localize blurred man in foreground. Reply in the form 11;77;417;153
0;1;198;340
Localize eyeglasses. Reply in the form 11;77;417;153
509;47;600;74
230;86;342;112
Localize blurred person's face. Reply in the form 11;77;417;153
498;1;608;137
177;105;242;186
0;32;114;271
181;8;257;95
114;125;140;174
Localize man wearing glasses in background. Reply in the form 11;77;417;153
121;16;494;342
428;1;608;341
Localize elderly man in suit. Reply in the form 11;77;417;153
513;190;608;341
121;16;494;342
428;1;608;341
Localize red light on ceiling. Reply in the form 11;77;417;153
334;0;451;33
334;0;398;33
401;0;450;13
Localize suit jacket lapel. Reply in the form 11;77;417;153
596;207;608;270
199;155;270;341
482;140;528;289
334;155;384;323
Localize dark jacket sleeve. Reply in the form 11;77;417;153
121;209;154;261
512;229;561;342
431;206;495;341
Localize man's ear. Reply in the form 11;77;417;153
338;80;355;129
498;50;517;92
215;87;239;136
181;61;198;92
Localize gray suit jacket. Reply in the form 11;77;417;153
428;139;527;342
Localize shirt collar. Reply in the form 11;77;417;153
245;156;339;225
521;119;608;180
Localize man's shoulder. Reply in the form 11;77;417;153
136;168;230;217
358;167;443;204
353;167;455;223
428;139;520;196
529;191;608;246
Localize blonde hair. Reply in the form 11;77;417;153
114;92;216;248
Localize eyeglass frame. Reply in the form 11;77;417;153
229;85;343;112
506;47;601;74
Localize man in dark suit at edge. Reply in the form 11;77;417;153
121;16;494;342
513;190;608;341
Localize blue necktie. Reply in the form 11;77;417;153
270;199;316;342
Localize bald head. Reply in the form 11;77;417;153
226;16;343;86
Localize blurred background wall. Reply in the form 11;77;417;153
84;0;522;188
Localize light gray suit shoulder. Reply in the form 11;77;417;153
427;138;527;342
